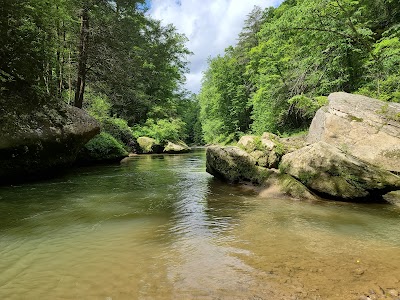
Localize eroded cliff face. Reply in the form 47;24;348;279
0;98;100;182
307;92;400;173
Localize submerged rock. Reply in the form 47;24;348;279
280;142;400;201
0;100;100;182
307;92;400;173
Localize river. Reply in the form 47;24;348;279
0;150;399;299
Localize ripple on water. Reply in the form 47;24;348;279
0;151;399;299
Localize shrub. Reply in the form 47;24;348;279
81;132;128;161
102;117;135;146
133;118;187;143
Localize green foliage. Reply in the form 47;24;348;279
199;49;252;144
133;118;187;143
176;95;204;145
84;92;112;120
102;118;135;147
82;132;128;161
199;0;400;143
1;0;193;147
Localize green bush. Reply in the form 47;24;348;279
133;118;187;143
82;132;128;161
102;117;135;146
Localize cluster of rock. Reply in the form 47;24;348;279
206;92;400;204
0;94;192;183
136;137;191;154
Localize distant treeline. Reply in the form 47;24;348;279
199;0;400;144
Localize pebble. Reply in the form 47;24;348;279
388;289;399;297
354;268;365;276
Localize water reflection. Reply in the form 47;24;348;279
0;150;399;299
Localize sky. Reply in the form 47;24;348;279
148;0;283;94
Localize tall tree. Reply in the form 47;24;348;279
74;4;89;108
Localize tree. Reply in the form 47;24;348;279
74;3;89;108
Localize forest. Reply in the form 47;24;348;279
0;0;202;157
1;0;400;153
199;0;400;144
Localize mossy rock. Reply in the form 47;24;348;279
206;145;273;184
0;96;100;182
280;142;400;202
383;190;400;207
136;136;163;154
259;170;318;201
163;140;191;153
78;132;128;162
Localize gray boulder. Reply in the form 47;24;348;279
0;101;100;182
280;142;400;201
206;146;272;184
206;145;316;200
164;140;191;153
307;92;400;173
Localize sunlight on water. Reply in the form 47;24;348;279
0;150;399;299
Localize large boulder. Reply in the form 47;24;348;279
206;146;272;184
280;142;400;201
237;132;305;168
0;100;100;182
163;140;191;153
307;92;400;173
206;145;316;200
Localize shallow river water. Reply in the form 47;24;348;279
0;150;400;300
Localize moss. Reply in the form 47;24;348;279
278;161;289;174
101;117;135;148
339;143;350;154
278;173;316;200
297;170;314;185
347;114;363;122
82;132;128;161
253;136;264;151
383;149;400;159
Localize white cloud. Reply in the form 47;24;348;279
148;0;283;93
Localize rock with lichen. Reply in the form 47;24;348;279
307;92;400;173
0;98;100;183
280;141;400;201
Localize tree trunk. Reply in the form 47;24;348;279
74;6;90;108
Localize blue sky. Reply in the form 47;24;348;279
147;0;284;94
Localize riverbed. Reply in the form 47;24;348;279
0;150;399;299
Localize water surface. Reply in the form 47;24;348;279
0;151;399;299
